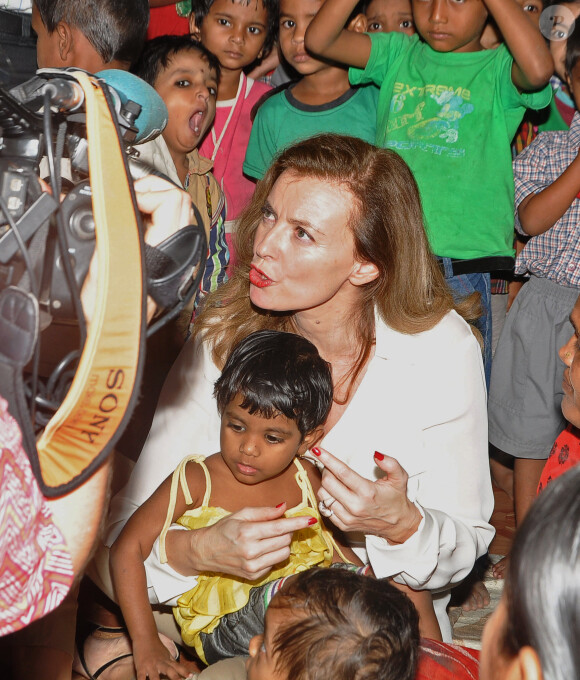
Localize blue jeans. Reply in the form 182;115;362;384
439;258;491;389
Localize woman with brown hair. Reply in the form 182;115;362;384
103;133;494;643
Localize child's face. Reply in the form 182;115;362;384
411;0;488;53
247;603;295;680
559;295;580;427
191;0;269;73
366;0;415;36
517;0;542;28
220;395;309;485
154;51;217;159
549;3;580;81
279;0;329;76
567;58;580;106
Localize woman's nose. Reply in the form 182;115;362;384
254;224;280;260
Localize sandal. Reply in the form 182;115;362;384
75;624;134;680
75;623;181;680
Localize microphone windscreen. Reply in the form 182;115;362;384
95;69;168;143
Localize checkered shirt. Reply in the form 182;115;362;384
514;110;580;287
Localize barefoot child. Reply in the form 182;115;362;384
190;0;277;262
134;35;229;310
305;0;553;388
110;331;356;678
111;330;439;678
488;25;580;575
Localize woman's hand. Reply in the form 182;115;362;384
132;635;191;680
313;447;422;545
165;504;318;581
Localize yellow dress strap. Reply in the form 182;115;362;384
159;454;209;563
294;457;350;565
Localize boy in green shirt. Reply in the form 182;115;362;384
305;0;553;385
244;0;377;181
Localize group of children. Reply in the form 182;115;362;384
20;0;580;678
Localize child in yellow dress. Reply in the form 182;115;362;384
110;330;364;678
111;330;438;679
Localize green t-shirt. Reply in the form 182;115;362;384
243;84;379;180
350;33;552;259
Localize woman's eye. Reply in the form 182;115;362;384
368;21;382;31
295;227;313;242
261;206;276;222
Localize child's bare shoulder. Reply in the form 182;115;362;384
300;457;323;487
181;455;216;506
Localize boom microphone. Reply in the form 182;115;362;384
95;69;168;144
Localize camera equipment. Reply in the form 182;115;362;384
0;69;207;496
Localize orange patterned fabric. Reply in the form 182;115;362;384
538;424;580;494
0;398;74;636
416;639;480;680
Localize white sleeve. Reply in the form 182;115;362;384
144;528;197;606
365;319;494;590
105;336;222;602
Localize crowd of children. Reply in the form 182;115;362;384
3;0;580;678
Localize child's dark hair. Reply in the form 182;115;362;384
133;35;221;88
214;330;332;438
270;568;420;680
192;0;279;60
566;17;580;77
34;0;148;65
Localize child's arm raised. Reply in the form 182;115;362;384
517;151;580;236
110;463;205;680
305;0;371;69
484;0;553;91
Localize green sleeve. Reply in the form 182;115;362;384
243;100;280;180
349;31;413;88
496;45;552;112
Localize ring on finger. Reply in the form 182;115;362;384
318;500;334;518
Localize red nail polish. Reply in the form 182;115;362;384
307;517;318;526
312;447;321;456
374;451;385;461
276;502;285;508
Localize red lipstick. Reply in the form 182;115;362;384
249;265;273;288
